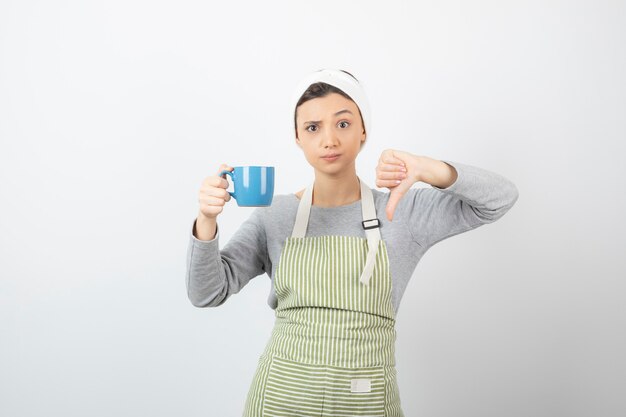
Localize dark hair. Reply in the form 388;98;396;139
294;70;365;138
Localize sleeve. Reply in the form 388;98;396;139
408;160;519;248
185;208;269;307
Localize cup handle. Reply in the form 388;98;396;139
218;170;236;200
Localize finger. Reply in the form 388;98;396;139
199;190;222;203
216;164;234;176
382;151;405;166
201;195;226;206
205;176;229;189
205;187;230;199
379;163;407;172
377;171;407;181
384;159;405;167
385;180;413;221
376;179;403;188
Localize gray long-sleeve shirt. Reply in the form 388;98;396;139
185;160;519;315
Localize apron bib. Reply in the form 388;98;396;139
242;178;404;417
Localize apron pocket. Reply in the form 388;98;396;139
262;355;386;417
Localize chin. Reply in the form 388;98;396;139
318;163;349;175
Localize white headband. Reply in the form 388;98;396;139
290;69;371;142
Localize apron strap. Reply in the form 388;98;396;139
291;182;313;239
359;178;381;286
291;177;381;286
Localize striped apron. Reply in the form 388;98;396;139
243;178;404;417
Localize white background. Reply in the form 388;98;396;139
1;1;625;416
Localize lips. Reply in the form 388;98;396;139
322;153;340;158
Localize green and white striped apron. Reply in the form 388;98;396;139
243;178;404;417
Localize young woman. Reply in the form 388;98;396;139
186;69;519;416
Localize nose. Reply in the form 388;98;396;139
320;125;339;148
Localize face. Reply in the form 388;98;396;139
295;93;366;176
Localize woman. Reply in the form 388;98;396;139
186;68;519;416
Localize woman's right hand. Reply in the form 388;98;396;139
197;164;233;220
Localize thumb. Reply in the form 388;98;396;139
386;180;412;221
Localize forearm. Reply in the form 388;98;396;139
186;207;269;307
422;158;519;223
194;213;217;241
412;155;459;189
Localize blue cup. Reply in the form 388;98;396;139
219;166;275;207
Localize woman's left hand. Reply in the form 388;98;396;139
376;149;423;221
376;149;458;221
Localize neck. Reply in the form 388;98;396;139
311;168;361;207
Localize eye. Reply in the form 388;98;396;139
338;121;350;128
305;124;318;132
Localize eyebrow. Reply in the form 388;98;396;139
304;109;353;125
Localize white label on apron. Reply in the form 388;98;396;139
350;378;372;393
